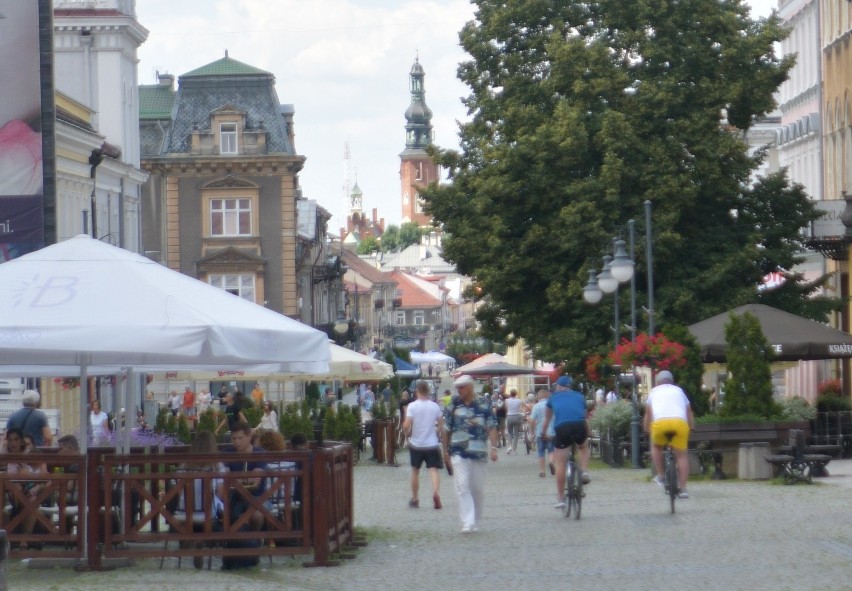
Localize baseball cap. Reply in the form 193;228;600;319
555;375;572;388
656;370;674;383
453;374;475;387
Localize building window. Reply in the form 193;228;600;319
211;198;251;236
209;274;256;302
415;161;423;181
414;191;423;213
220;122;238;154
413;310;424;326
395;311;406;326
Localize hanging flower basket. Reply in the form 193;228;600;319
585;333;687;383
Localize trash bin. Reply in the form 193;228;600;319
738;442;773;480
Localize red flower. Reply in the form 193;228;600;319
609;333;686;371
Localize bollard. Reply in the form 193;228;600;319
0;529;8;591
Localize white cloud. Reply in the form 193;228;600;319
137;0;473;226
136;0;773;227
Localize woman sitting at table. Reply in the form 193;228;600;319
4;427;47;546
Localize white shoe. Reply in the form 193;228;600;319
653;475;664;487
554;501;565;509
678;490;689;499
461;524;474;534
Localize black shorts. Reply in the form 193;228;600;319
409;446;442;469
554;421;587;449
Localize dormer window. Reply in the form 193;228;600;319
220;122;238;154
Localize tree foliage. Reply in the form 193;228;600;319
721;312;778;418
380;225;400;251
356;235;379;255
422;0;839;366
379;222;424;252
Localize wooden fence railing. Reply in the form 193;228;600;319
0;442;355;569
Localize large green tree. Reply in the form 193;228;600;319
423;0;838;366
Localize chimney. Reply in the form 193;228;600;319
158;72;175;90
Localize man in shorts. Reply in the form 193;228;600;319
529;388;555;478
403;380;445;509
541;375;590;509
644;370;694;499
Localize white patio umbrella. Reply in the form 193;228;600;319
0;235;331;447
410;350;455;364
149;342;393;382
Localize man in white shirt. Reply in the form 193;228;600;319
403;380;445;510
643;370;694;499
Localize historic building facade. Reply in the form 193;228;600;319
53;0;148;249
139;54;305;317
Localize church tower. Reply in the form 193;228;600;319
400;57;439;226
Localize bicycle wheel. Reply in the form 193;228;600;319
524;427;531;454
573;463;583;520
563;463;573;518
665;452;678;514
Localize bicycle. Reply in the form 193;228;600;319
520;418;533;454
563;443;583;520
661;430;678;514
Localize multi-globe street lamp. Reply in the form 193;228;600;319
582;200;655;469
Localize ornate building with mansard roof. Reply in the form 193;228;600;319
139;53;305;317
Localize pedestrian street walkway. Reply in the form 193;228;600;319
9;451;852;591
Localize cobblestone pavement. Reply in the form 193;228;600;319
9;451;852;591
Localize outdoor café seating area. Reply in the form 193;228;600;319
0;441;356;569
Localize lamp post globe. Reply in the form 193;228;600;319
583;269;603;304
333;316;349;335
610;239;634;283
597;254;618;294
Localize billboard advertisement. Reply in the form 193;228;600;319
0;0;49;261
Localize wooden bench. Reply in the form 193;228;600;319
765;429;832;484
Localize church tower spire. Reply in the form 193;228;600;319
400;56;439;226
404;56;433;149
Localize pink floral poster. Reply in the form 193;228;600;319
0;1;44;261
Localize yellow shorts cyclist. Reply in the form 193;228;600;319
650;417;690;450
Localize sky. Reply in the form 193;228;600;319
135;0;779;232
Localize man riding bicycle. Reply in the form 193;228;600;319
540;375;590;509
643;370;694;499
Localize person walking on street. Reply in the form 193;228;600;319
404;380;445;509
182;386;196;418
442;374;498;534
541;376;591;509
644;370;694;499
167;391;181;417
250;382;265;406
492;389;507;448
89;399;110;445
529;388;555;478
505;389;524;454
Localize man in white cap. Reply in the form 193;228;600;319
643;370;694;499
6;389;52;447
442;374;498;533
541;375;590;509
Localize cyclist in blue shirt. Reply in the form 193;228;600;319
541;375;590;509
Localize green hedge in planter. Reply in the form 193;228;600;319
589;400;635;439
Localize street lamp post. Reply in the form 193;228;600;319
583;202;654;469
